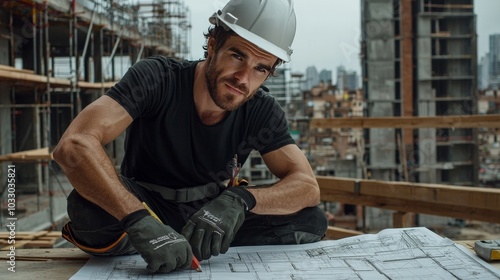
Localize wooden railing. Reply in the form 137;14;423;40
309;114;500;238
310;114;500;128
318;176;500;238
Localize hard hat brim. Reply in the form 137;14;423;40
210;14;292;62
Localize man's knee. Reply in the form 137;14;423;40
67;189;119;230
279;206;328;244
299;206;329;236
65;190;137;256
233;206;328;246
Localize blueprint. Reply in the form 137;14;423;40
70;227;500;280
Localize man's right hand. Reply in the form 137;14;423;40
122;213;193;273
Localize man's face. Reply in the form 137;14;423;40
205;35;277;111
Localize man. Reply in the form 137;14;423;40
54;0;328;274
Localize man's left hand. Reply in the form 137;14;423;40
181;188;254;260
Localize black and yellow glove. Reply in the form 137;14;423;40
181;188;256;260
121;210;193;273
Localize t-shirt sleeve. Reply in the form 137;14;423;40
106;57;170;119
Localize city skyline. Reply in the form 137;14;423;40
185;0;500;78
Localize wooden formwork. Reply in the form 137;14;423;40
0;231;62;250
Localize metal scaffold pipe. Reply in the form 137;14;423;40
44;0;54;229
77;2;97;83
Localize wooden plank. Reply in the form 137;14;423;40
393;212;414;228
0;248;88;280
78;81;117;89
0;69;71;87
0;147;53;162
325;226;363;240
310;115;500;129
317;176;500;224
0;231;61;250
0;248;89;260
23;240;57;248
0;231;59;238
0;64;34;74
1;240;31;250
0;67;117;90
359;180;500;211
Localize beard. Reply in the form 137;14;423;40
204;56;257;111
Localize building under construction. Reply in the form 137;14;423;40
0;0;191;230
1;0;498;247
361;0;477;185
361;0;478;227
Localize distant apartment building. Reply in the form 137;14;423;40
489;34;500;89
479;54;490;90
361;0;477;187
302;83;364;178
304;66;320;90
479;34;500;90
336;66;359;91
477;89;500;185
264;68;287;108
319;69;333;85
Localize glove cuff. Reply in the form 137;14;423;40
120;209;150;230
226;187;256;211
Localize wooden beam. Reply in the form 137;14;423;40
0;231;61;250
0;69;70;88
0;68;117;90
0;64;34;74
78;81;117;90
310;115;500;128
325;226;363;240
0;147;53;162
393;212;414;228
317;176;500;224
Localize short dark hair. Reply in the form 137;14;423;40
202;25;282;77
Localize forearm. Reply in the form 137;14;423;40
53;133;143;220
246;172;320;215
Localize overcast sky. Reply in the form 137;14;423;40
184;0;499;78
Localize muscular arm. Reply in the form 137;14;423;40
53;95;144;220
247;144;320;215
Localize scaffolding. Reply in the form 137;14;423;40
0;0;191;230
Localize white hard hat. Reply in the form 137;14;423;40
209;0;296;62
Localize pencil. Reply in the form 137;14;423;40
191;256;202;272
142;202;203;272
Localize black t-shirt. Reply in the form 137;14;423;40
106;56;295;189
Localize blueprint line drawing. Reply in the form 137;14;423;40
70;227;500;280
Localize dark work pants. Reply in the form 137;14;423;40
62;177;328;256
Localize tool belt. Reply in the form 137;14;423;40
134;180;222;203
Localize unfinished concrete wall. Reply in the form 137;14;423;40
361;0;478;229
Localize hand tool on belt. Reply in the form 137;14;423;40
227;154;248;187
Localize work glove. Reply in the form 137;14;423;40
181;188;256;260
121;210;193;273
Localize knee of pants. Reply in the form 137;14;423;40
67;189;119;230
291;206;329;236
277;207;328;244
